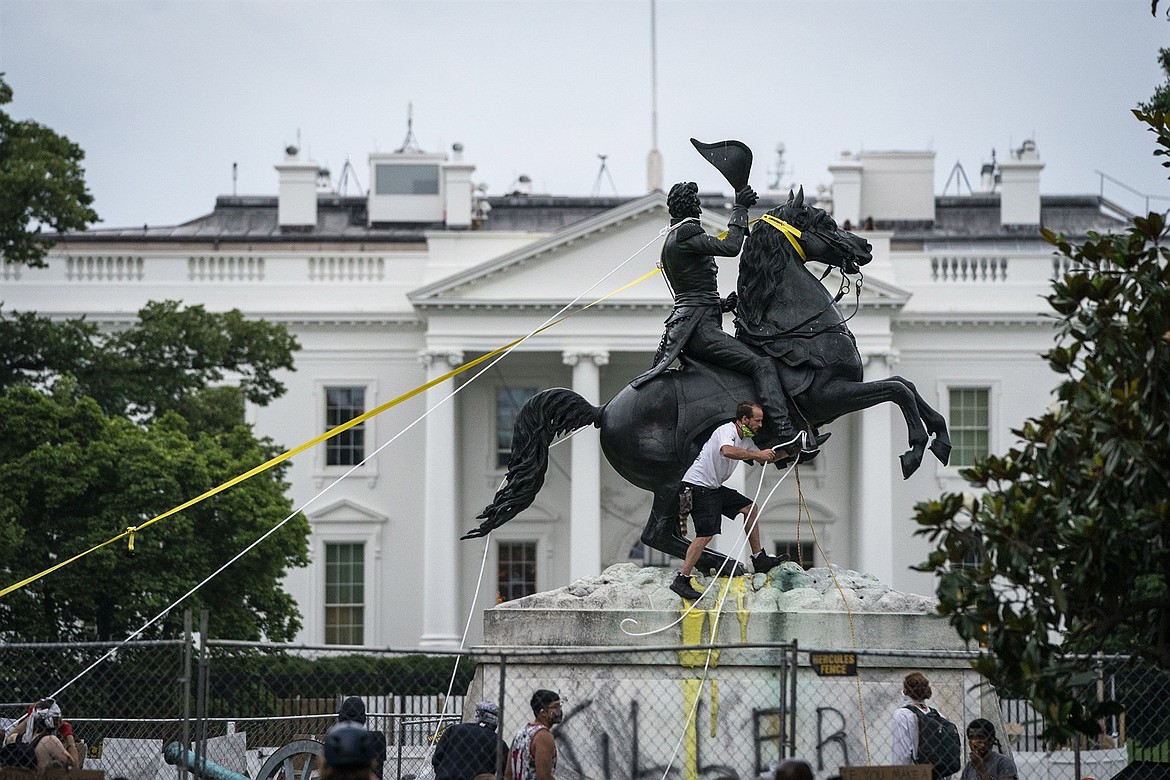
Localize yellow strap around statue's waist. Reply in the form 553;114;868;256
717;215;807;261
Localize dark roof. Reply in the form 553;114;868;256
481;195;632;231
880;195;1128;242
52;191;1128;246
56;194;632;245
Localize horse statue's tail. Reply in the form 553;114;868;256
463;388;602;539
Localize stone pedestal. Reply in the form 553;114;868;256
469;564;982;780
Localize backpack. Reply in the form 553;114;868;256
904;705;961;779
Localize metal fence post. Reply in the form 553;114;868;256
396;716;404;780
180;609;193;780
788;640;798;759
193;609;209;776
496;653;507;780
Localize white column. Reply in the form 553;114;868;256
419;349;464;648
854;351;897;585
563;350;608;582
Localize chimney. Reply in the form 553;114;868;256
828;151;863;226
442;143;476;228
275;146;319;230
855;151;935;223
998;140;1043;226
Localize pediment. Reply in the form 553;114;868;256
409;192;910;312
854;275;912;307
410;193;721;308
307;499;388;525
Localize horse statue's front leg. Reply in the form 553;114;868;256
641;483;748;577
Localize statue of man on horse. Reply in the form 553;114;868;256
632;140;823;466
465;139;952;577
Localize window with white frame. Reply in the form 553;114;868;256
325;386;366;466
324;542;364;645
497;387;536;468
948;387;990;467
496;541;537;603
775;540;816;569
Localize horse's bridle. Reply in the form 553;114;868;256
755;213;866;337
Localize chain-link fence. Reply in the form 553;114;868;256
469;642;798;780
0;638;189;777
2;626;1168;780
789;649;1170;780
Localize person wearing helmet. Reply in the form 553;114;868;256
326;697;385;779
432;700;508;780
322;727;378;780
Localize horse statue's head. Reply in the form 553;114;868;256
736;186;873;329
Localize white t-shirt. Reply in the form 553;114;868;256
682;421;759;488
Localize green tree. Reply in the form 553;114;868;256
0;73;98;268
913;109;1170;741
0;304;308;642
1139;48;1170;115
0;300;299;426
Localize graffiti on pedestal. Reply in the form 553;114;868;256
552;695;760;780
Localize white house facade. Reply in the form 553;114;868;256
2;139;1127;648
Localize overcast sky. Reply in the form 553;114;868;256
2;0;1167;229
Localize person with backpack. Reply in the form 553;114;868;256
960;719;1017;780
891;672;961;779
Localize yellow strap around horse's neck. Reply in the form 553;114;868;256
716;215;807;261
758;214;807;261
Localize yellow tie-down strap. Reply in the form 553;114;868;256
717;215;806;261
0;266;663;600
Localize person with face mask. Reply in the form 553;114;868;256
669;401;787;600
508;690;562;780
961;719;1016;780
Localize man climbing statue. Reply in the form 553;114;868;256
632;178;817;464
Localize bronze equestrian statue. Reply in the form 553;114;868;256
465;140;951;576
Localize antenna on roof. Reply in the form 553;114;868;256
396;103;422;153
232;162;238;196
337;157;366;196
593;154;618;196
942;160;974;196
767;142;790;192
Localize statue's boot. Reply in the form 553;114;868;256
773;431;831;469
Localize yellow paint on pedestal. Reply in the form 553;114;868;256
731;576;750;642
679;600;708;668
704;605;722;665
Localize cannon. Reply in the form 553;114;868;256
164;739;323;780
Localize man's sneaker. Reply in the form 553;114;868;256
751;550;787;573
670;573;704;601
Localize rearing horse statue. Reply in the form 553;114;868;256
465;189;951;576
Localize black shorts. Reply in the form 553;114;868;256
683;484;751;537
